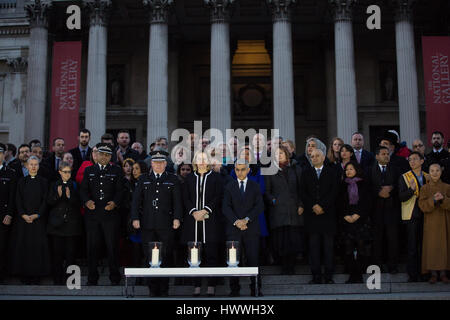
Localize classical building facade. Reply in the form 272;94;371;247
0;0;449;151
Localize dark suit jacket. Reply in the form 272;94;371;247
69;146;92;176
181;171;224;243
368;163;401;225
389;154;410;175
41;153;62;182
222;179;264;238
300;165;339;234
359;149;375;175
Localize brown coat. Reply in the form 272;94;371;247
418;179;450;273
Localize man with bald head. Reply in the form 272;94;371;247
300;149;338;284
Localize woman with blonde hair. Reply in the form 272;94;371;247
182;151;224;296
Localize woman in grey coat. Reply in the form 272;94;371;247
264;145;304;274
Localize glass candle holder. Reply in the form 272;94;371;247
226;241;240;267
149;242;162;268
187;241;202;268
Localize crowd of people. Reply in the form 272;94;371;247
0;128;449;297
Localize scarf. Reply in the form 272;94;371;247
345;177;363;205
279;160;289;170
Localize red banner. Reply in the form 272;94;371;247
49;41;82;149
422;36;450;145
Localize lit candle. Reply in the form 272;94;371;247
191;246;199;265
151;244;159;266
229;244;237;264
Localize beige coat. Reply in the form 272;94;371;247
418;179;450;273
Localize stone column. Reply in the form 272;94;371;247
168;37;179;142
6;57;28;147
24;0;51;143
205;0;234;135
267;0;296;142
84;0;111;145
394;0;420;147
325;49;337;141
330;0;358;142
144;0;172;145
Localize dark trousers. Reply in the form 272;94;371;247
141;229;174;295
51;235;78;283
131;241;142;267
343;238;371;278
193;241;220;287
85;217;121;283
406;218;423;277
228;232;261;292
0;224;10;279
373;222;399;269
309;233;334;279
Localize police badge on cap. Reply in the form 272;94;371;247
98;144;113;155
150;150;169;162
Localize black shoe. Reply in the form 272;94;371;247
229;290;240;297
160;291;169;297
309;276;322;284
111;280;121;286
345;275;355;284
389;266;398;274
324;278;335;284
87;280;98;286
250;290;264;297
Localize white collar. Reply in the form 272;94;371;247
0;164;3;171
237;177;248;184
433;147;443;153
154;171;164;179
378;163;387;170
314;165;324;171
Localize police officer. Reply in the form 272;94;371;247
131;150;182;297
0;143;17;283
80;143;123;286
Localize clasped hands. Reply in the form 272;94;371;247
22;213;39;224
344;214;360;224
132;219;180;230
85;200;116;211
378;186;393;199
193;209;209;222
235;219;248;231
57;185;71;198
433;192;444;202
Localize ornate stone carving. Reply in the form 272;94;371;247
143;0;173;24
204;0;234;23
25;0;51;28
329;0;355;22
7;57;28;73
84;0;111;27
392;0;415;22
266;0;296;22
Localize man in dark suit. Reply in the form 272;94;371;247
69;128;92;176
369;146;401;274
42;137;66;182
131;150;182;297
112;129;139;165
351;132;375;174
0;143;17;283
300;149;338;284
80;143;124;286
222;159;265;297
426;131;449;167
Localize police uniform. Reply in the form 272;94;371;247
0;159;17;281
131;151;182;296
80;145;123;285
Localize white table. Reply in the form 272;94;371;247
124;267;259;297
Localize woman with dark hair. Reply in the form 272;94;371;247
128;160;148;270
176;162;193;182
336;144;358;180
264;145;304;274
337;161;372;283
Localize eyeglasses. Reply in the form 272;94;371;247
60;170;71;174
412;144;424;148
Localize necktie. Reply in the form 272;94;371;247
55;158;60;171
356;150;361;163
156;174;160;180
316;168;321;179
382;166;386;173
81;150;86;161
240;181;245;195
